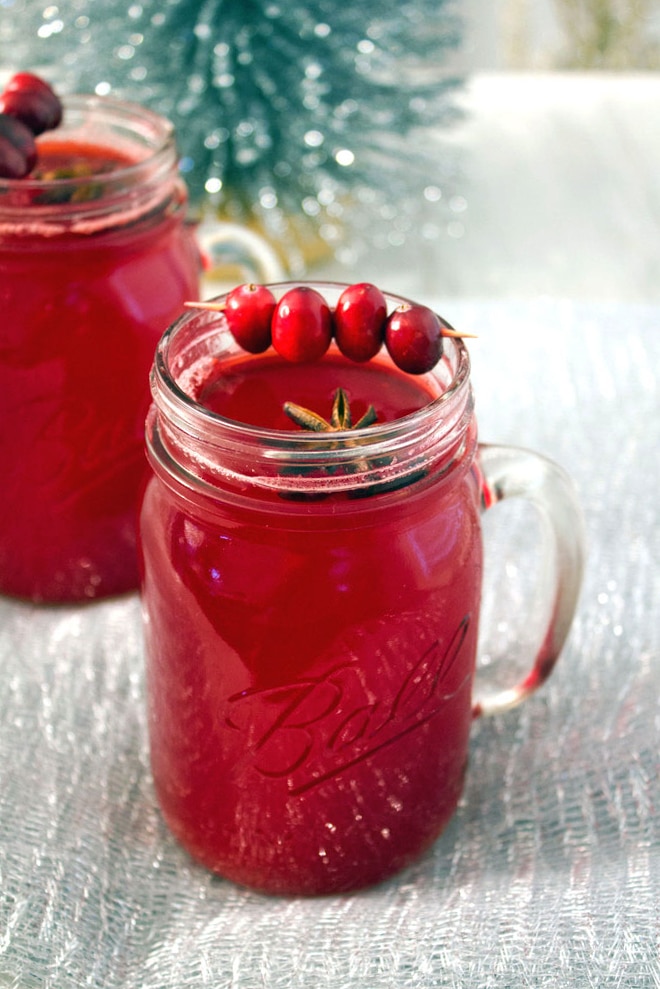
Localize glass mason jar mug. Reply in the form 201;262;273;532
139;282;585;895
0;94;200;601
0;92;281;603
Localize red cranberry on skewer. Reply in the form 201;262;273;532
271;286;333;364
384;303;445;375
0;112;37;178
0;72;63;135
334;282;387;363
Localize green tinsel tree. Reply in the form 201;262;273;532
0;0;464;270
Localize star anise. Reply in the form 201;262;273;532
283;387;377;433
281;387;427;498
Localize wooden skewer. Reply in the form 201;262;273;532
442;327;478;339
184;300;227;311
183;300;478;339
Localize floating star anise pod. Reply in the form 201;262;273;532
283;387;377;433
281;387;428;499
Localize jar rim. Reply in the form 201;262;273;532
0;93;178;230
148;282;476;500
153;281;472;448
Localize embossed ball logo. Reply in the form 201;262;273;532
225;615;472;795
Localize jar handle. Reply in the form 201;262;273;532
473;443;586;717
196;219;286;284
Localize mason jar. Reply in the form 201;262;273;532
0;94;202;601
139;282;585;895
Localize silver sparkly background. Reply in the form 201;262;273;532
1;300;659;987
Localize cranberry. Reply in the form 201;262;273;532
272;286;332;363
0;72;62;135
224;283;276;354
334;282;387;362
384;303;444;375
0;113;37;178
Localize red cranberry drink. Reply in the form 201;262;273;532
139;281;585;895
0;74;200;601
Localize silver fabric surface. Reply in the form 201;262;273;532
1;300;659;988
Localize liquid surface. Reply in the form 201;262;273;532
31;140;135;181
196;349;438;430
